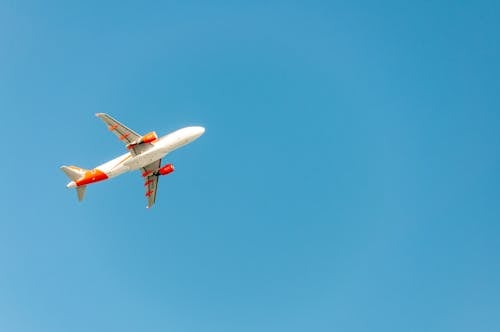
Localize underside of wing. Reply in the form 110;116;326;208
95;113;156;155
142;159;161;208
95;113;141;145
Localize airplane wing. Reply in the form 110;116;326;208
95;113;141;145
142;159;161;208
95;113;153;155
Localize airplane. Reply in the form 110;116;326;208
61;113;205;208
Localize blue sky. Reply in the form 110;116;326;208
1;1;499;331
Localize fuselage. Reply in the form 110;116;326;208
67;126;204;188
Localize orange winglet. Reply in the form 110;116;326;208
145;190;154;197
144;179;154;186
119;133;130;140
75;169;109;186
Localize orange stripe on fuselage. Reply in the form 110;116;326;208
75;168;109;186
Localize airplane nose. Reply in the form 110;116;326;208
185;126;205;141
195;126;205;136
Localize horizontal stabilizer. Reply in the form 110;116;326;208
61;165;89;202
76;186;87;201
60;165;87;181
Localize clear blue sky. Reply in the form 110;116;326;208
1;1;499;331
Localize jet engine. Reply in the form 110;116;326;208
139;131;158;144
157;164;175;176
127;131;158;150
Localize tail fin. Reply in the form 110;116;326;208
60;165;88;202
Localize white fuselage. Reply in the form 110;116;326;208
97;126;205;179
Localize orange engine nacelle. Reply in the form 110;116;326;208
158;164;175;176
140;131;158;144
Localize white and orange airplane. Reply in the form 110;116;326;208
61;113;205;208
